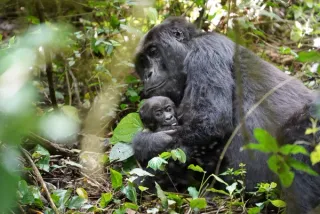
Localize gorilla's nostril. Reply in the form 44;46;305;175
147;72;152;78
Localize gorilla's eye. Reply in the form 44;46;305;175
155;111;162;117
147;46;158;57
172;29;184;41
166;106;172;112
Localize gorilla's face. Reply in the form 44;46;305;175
139;96;177;131
135;17;199;105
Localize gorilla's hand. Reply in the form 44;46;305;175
132;131;175;165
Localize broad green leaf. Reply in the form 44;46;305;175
155;182;168;209
129;168;154;177
159;151;171;159
99;193;113;208
311;144;320;165
147;157;168;171
226;182;237;195
188;164;205;173
189;198;207;210
269;199;287;208
167;193;183;207
171;148;186;163
109;143;134;162
67;196;87;209
267;155;294;187
253;128;278;153
124;202;139;210
32;145;50;158
297;51;320;63
247;207;261;214
206;188;229;196
287;157;318;176
52;189;72;208
110;168;123;189
76;188;88;199
122;185;137;204
110;113;143;144
138;186;149;192
279;144;308;155
144;7;158;24
187;187;199;199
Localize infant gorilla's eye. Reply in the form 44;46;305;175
166;107;172;112
155;111;162;117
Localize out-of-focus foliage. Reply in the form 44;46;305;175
0;0;319;213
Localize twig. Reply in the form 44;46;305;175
21;147;59;214
80;172;109;192
65;68;72;105
28;132;75;157
35;0;58;110
68;69;82;108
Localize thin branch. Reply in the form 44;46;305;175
68;69;82;108
28;132;75;157
65;67;72;105
21;148;59;214
35;0;58;110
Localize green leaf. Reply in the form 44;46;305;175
206;188;229;196
138;186;149;192
122;185;137;204
287;157;318;176
109;143;134;162
212;174;228;186
123;202;139;211
226;182;237;195
52;189;72;208
155;182;168;209
311;144;320;165
279;144;308;155
305;127;320;135
110;168;123;189
76;188;88;199
190;198;207;210
159;151;172;159
188;164;205;173
247;207;261;214
110;113;143;144
167;193;183;207
187;187;199;199
269;199;287;208
61;105;81;123
67;196;87;209
267;155;294;187
99;193;113;208
171;148;186;163
297;51;320;63
129;168;154;177
253;128;278;153
147;157;168;171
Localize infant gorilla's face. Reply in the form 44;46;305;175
153;100;177;127
139;96;178;131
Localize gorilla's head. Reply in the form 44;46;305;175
139;96;177;131
135;17;199;105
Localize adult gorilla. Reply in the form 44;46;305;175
133;17;319;213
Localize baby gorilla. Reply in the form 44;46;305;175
139;96;178;132
133;96;197;191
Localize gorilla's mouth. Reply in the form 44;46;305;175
145;80;166;93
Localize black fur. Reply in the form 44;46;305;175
133;17;319;212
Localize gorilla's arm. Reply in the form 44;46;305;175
132;130;175;165
178;34;235;145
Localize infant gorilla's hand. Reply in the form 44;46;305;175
155;131;174;145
